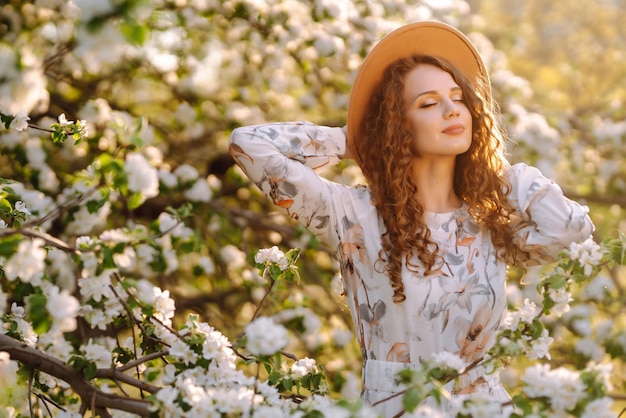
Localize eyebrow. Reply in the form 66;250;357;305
410;86;462;103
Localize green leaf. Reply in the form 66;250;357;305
1;114;13;129
0;198;12;214
128;192;145;210
100;246;118;271
286;247;301;263
149;250;167;273
120;21;148;45
86;197;107;214
269;264;282;280
402;387;422;412
0;234;22;257
548;275;567;289
28;291;52;334
282;378;293;391
84;361;98;379
266;365;282;385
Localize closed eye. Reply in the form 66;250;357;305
420;102;437;109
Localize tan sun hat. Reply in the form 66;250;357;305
347;20;491;144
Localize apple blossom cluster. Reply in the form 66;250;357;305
149;314;368;417
0;351;26;410
255;245;290;271
499;298;555;361
244;316;289;356
568;238;604;276
521;363;615;417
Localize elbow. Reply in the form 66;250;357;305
228;127;252;160
565;213;595;244
228;127;245;147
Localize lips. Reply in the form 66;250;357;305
442;124;465;135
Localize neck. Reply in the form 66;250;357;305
411;157;462;213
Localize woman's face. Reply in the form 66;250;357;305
403;64;473;159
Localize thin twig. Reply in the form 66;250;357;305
35;393;62;415
251;271;274;322
27;124;53;133
108;278;156;345
117;351;168;372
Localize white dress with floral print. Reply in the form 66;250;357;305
228;121;594;417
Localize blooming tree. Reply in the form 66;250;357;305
0;0;625;417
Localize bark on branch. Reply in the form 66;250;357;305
0;334;154;416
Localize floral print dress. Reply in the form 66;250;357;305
228;121;594;417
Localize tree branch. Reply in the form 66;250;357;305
0;334;154;416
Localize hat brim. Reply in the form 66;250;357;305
347;20;490;143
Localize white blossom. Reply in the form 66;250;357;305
169;339;198;365
252;405;289;418
4;238;46;284
518;298;538;324
37;330;74;362
575;337;605;361
290;357;317;378
581;398;615;418
79;269;113;303
569;238;603;276
450;391;503;417
548;287;573;317
14;201;31;216
585;362;613;392
66;201;111;235
4;183;56;230
583;274;614;301
9;114;29;131
158;168;178;188
522;364;586;412
158;212;179;234
220;244;247;271
404;404;447;418
184;177;213;202
197;256;215;275
81;339;112;368
113;246;136;271
57;113;72;126
0;352;19;387
153;287;176;323
46;285;80;332
255;246;289;271
244;316;288;356
124;152;159;199
201;326;236;366
431;350;466;372
73;0;116;21
10;303;37;347
173;163;199;183
526;328;554;360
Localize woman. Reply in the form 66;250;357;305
228;21;594;416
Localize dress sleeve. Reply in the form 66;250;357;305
505;162;595;265
228;121;346;247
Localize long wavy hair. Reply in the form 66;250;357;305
356;55;520;303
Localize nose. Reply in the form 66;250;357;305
444;100;461;119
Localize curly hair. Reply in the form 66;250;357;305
355;55;519;303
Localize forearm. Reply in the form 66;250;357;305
229;121;347;174
506;163;595;262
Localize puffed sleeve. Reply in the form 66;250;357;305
228;121;347;247
505;163;595;265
